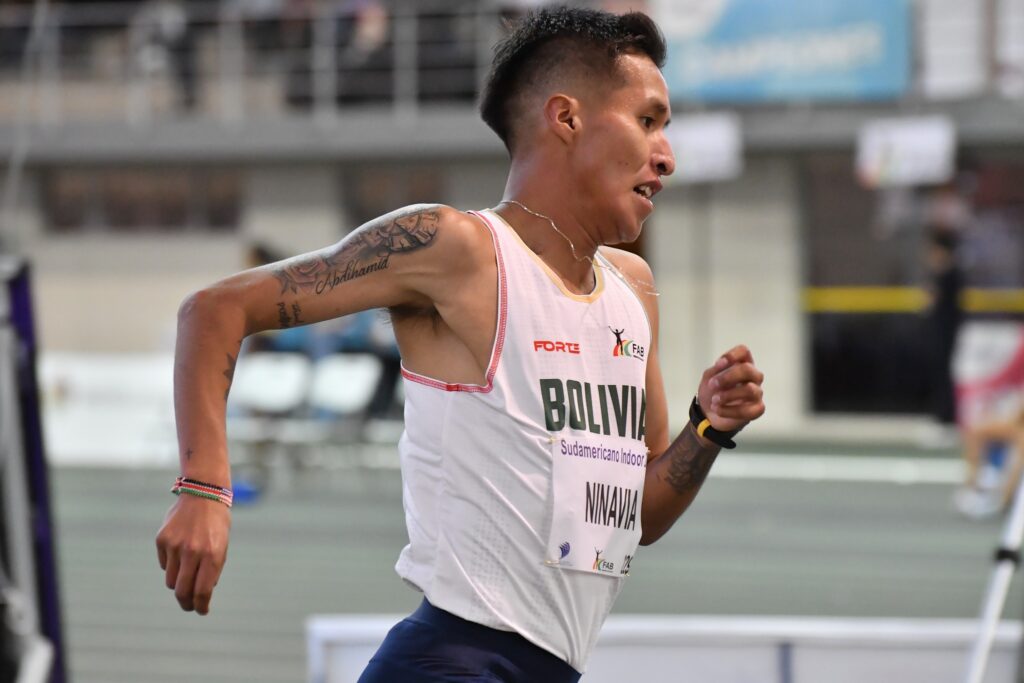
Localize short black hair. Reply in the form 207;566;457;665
479;7;667;154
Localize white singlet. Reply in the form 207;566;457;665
395;208;652;672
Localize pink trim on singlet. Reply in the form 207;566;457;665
399;210;508;393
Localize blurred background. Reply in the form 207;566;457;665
1;0;1024;681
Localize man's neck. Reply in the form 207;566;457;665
496;198;600;295
498;164;600;294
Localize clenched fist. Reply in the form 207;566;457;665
156;494;231;615
696;344;765;434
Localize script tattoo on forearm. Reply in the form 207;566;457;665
222;353;237;401
272;208;440;296
659;424;720;496
275;301;305;329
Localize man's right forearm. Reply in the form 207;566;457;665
173;288;249;486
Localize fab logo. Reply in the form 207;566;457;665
609;327;645;361
592;548;615;574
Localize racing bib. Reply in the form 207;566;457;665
544;435;647;577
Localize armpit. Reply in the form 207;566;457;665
389;303;443;331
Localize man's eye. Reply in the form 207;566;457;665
641;117;655;128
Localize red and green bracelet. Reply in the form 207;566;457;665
171;477;233;507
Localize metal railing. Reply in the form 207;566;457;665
1;0;1021;128
0;0;513;126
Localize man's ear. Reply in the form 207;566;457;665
544;94;580;145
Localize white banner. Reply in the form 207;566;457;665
665;112;744;184
856;116;956;187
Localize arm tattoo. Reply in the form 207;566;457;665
222;353;237;401
276;302;304;328
272;207;440;296
185;448;193;461
659;424;721;496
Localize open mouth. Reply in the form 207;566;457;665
633;184;654;200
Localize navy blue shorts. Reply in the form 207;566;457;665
357;599;582;683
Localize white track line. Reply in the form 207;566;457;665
711;453;963;485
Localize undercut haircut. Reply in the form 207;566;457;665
480;7;667;154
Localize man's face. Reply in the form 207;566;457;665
571;53;675;245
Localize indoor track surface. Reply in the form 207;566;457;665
53;446;1019;682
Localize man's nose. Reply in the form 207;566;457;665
653;137;675;177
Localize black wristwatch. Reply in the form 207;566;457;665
689;396;740;449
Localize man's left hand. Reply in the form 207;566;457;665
697;345;765;433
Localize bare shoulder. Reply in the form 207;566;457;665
261;203;494;315
369;203;493;268
599;246;653;278
598;247;657;304
356;203;485;250
434;205;496;262
321;203;492;276
359;205;495;311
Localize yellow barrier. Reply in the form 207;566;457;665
804;288;1024;314
803;287;927;313
961;289;1024;314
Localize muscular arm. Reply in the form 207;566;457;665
172;205;448;484
600;249;764;546
159;204;480;614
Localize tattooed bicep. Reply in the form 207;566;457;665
271;206;442;297
360;209;440;255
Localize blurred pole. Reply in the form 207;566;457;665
1;0;50;254
392;6;417;124
964;467;1024;683
312;1;337;125
38;9;60;126
126;9;151;125
982;0;997;95
473;4;495;95
218;4;244;124
2;258;68;682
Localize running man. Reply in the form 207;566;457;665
156;8;766;682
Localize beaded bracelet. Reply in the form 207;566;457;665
172;476;233;508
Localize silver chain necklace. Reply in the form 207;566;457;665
497;199;659;297
500;199;594;265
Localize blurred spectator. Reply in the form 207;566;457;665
417;2;476;103
336;0;392;105
0;1;30;72
923;228;963;426
232;0;284;60
282;0;314;107
954;405;1024;519
925;180;972;233
281;0;393;108
129;0;198;110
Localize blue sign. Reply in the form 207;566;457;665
660;0;911;103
